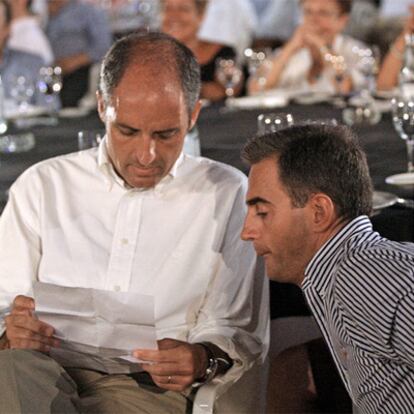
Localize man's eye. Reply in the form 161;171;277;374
119;128;137;137
256;211;268;218
157;130;177;140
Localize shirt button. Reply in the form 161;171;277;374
121;238;129;245
113;285;121;292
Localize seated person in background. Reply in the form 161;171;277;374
0;0;52;108
7;0;53;65
0;32;268;414
249;0;367;95
377;5;414;91
46;0;112;108
161;0;236;101
241;124;414;413
198;0;257;60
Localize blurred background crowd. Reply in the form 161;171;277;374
1;0;414;112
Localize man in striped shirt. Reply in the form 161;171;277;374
241;124;414;413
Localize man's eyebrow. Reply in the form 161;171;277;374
246;197;271;206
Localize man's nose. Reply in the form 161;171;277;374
137;137;156;166
241;214;257;241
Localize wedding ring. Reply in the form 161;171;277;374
167;375;172;384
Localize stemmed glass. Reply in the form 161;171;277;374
37;66;62;121
215;58;244;107
391;96;414;172
353;45;380;95
257;112;294;135
244;48;273;94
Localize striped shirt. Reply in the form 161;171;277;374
302;216;414;414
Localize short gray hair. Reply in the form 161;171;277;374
99;32;201;114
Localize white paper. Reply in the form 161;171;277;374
33;282;158;373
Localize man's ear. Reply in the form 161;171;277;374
189;100;203;130
307;193;337;233
96;91;106;123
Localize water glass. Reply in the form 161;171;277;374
215;58;244;100
257;112;294;135
78;130;103;151
9;75;35;113
38;66;62;116
0;133;35;153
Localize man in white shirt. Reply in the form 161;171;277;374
0;32;268;413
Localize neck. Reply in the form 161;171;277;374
294;216;348;287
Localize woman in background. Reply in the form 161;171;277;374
161;0;236;101
377;6;414;91
249;0;367;96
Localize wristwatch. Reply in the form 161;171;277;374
192;342;233;388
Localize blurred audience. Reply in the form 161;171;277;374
252;0;300;48
46;0;112;107
377;5;414;91
249;0;367;95
0;0;49;107
344;0;379;43
197;0;257;59
380;0;414;18
161;0;236;101
7;0;53;65
85;0;161;38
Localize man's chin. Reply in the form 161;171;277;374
128;175;161;189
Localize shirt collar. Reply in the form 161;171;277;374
302;215;373;296
97;135;184;191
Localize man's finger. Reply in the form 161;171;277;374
5;314;54;337
13;295;35;310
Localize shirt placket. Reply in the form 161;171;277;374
105;190;144;292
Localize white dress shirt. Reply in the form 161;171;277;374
8;16;54;65
0;139;269;390
274;34;367;94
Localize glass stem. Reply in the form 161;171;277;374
407;139;414;172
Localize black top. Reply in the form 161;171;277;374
200;46;236;82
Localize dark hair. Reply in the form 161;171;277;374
241;124;373;220
0;0;11;25
194;0;208;14
336;0;353;15
99;32;201;114
301;0;353;15
161;0;209;15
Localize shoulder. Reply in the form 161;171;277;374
181;155;247;190
13;150;97;190
334;237;414;306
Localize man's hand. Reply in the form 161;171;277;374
4;295;59;352
133;338;207;391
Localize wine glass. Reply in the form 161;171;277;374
391;96;414;172
215;58;244;104
37;66;62;120
244;48;273;94
9;75;35;114
257;112;294;135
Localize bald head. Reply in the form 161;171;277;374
99;32;201;116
